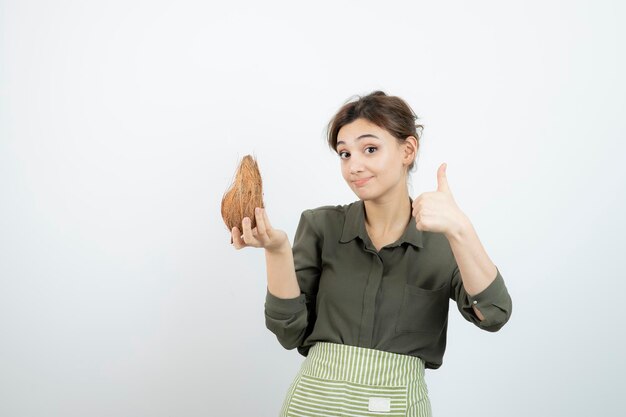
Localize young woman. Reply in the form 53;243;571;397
231;91;513;417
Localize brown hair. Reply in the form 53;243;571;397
325;90;423;174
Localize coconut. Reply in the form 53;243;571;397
221;155;265;241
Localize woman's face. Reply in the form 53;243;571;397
336;118;408;200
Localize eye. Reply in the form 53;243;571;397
365;146;377;154
338;151;350;159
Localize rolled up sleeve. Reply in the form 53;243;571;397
264;290;307;349
451;265;512;332
264;209;321;349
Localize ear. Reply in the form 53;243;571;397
402;136;418;166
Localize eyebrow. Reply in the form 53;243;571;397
336;134;381;148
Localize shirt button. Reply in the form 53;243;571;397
472;300;478;305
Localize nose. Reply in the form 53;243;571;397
349;163;363;175
348;154;364;175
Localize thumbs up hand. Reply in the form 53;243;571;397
412;163;469;238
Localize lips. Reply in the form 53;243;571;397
353;177;372;186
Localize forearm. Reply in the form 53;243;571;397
265;242;301;299
446;216;498;302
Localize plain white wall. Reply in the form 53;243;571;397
1;0;624;416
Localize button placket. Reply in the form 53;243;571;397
358;251;383;348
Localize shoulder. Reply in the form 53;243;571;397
301;200;355;219
298;201;355;232
303;202;347;215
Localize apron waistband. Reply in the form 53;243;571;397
300;342;425;387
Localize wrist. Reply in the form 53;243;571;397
265;240;291;256
445;213;472;242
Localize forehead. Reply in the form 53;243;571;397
336;118;390;147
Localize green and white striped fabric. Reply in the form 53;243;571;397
279;342;431;417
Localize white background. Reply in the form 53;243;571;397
1;1;625;416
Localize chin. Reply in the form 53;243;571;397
352;189;377;201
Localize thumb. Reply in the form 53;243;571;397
437;163;451;194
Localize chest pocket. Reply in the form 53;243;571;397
395;283;449;334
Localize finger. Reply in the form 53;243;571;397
255;207;267;237
412;201;421;218
436;163;451;194
231;226;245;249
241;217;258;245
262;207;273;230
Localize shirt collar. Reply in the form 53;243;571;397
339;196;424;249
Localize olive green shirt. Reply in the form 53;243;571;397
264;197;512;369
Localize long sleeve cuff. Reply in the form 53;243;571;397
264;287;306;318
462;266;512;331
264;287;308;350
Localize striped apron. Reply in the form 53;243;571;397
279;342;432;417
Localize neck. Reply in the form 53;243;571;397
363;186;411;236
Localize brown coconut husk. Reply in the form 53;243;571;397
221;154;265;242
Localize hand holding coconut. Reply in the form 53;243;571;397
222;154;299;298
222;154;289;253
231;206;289;253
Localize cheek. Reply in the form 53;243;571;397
382;155;402;171
372;156;390;171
